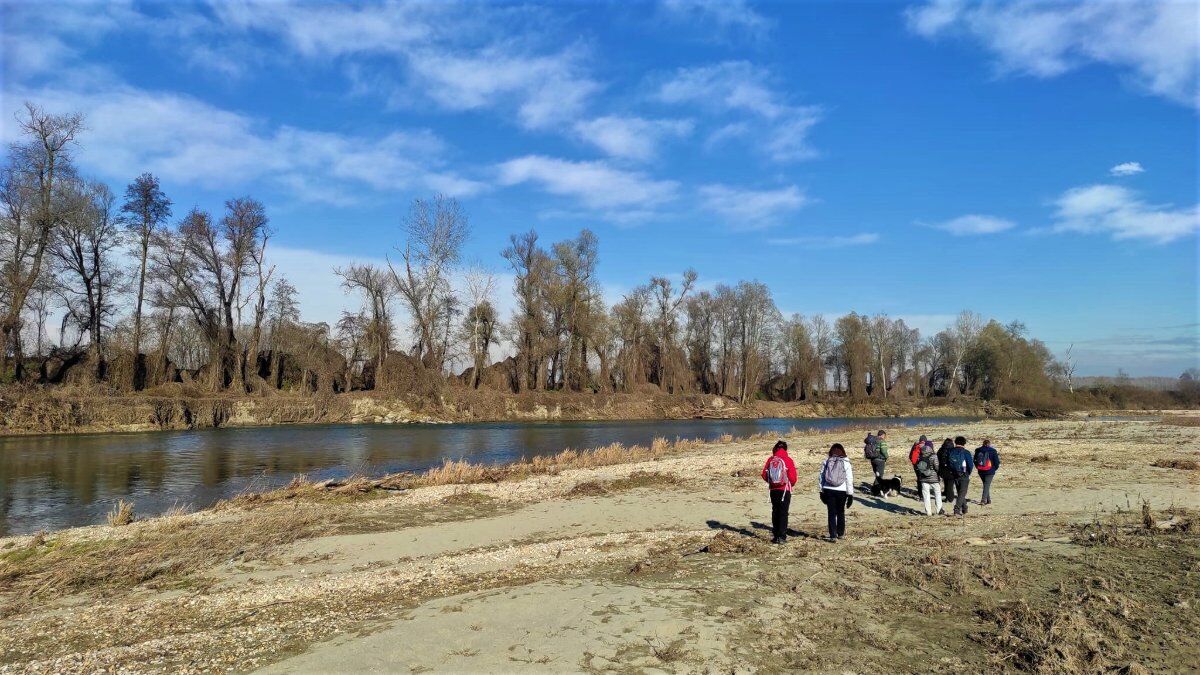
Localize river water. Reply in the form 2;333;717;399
0;415;980;535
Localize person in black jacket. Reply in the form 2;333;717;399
973;439;1001;506
936;438;956;504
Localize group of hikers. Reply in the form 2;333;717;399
761;429;1002;543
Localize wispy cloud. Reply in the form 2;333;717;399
656;61;822;161
1109;161;1145;177
496;155;679;214
906;0;1200;107
658;0;773;41
203;0;600;130
573;116;693;161
926;214;1016;236
699;184;808;229
2;84;485;203
766;233;879;248
1052;184;1198;244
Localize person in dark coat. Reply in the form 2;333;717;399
973;439;1001;506
936;438;956;504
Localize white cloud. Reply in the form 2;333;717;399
496;155;680;212
766;233;879;248
928;214;1016;236
205;0;599;130
1109;161;1145;177
658;0;773;40
699;184;808;229
906;0;1200;107
656;61;822;161
658;61;786;117
2;84;485;202
404;47;599;130
1052;184;1198;244
573;116;693;161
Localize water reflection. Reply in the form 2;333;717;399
0;416;978;535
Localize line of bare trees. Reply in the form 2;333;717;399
2;102;1081;404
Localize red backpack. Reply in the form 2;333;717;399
766;455;790;490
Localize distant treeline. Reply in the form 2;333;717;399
2;103;1195;411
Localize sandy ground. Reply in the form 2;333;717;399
2;417;1199;673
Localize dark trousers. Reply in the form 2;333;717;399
980;473;995;504
822;489;846;539
770;489;791;540
953;476;971;514
942;474;956;502
870;458;887;479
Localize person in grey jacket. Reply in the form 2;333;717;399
914;440;943;516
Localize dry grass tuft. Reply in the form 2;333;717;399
439;490;495;506
567;481;609;497
568;471;679;498
1159;416;1200;427
645;637;687;663
106;500;134;527
702;530;768;554
1029;454;1053;463
1152;458;1200;471
980;591;1129;673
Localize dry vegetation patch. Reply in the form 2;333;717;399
0;506;328;609
1160;416;1200;427
1153;458;1200;471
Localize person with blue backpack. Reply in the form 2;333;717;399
974;439;1001;506
762;440;798;544
948;436;974;516
818;443;855;541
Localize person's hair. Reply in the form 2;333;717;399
939;438;953;450
983;438;992;446
773;440;788;452
954;436;967;446
828;443;846;458
877;430;886;437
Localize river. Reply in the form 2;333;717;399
0;415;980;535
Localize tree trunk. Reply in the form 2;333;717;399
132;238;149;390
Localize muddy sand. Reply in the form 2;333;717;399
2;417;1198;673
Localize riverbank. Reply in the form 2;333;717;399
0;387;1016;436
2;416;1197;673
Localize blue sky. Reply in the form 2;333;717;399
2;0;1197;376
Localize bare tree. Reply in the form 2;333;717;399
120;172;171;388
810;314;832;396
648;269;697;393
335;263;393;389
50;179;123;381
389;194;468;372
1060;344;1077;393
461;266;497;389
732;281;778;404
0;103;83;380
503;229;553;391
552;230;600;391
949;310;983;397
160;199;267;391
835;313;871;399
243;216;274;387
611;286;652;392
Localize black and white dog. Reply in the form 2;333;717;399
871;474;903;498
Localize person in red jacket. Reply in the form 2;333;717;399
762;440;798;544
